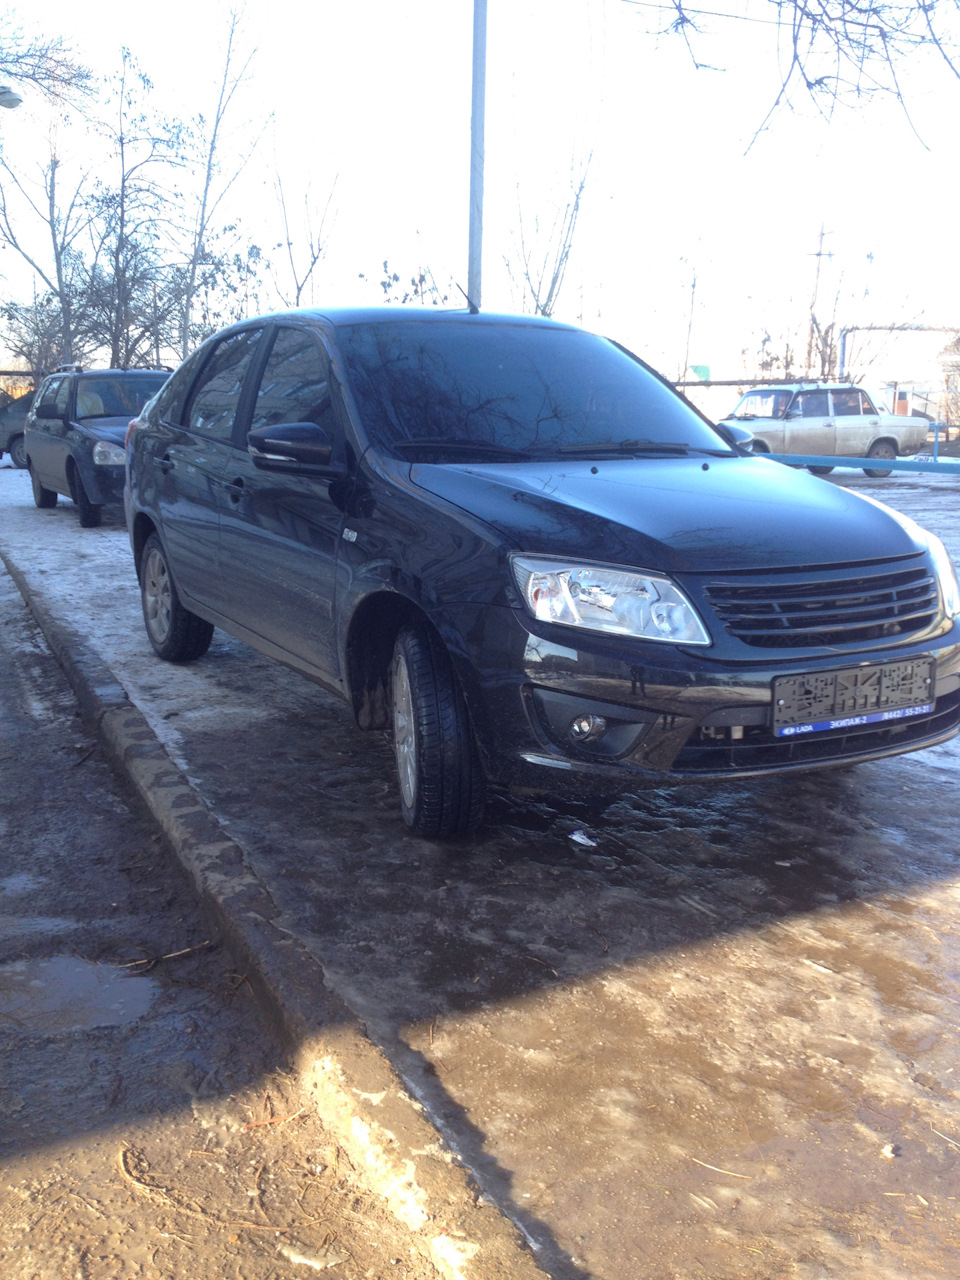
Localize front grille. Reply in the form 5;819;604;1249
704;566;938;648
674;688;960;773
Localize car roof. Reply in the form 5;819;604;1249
214;306;578;337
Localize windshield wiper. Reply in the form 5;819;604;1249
392;438;532;459
558;438;693;456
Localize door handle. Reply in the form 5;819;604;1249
224;478;245;502
157;455;174;473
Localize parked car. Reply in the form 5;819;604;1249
25;367;169;526
721;383;930;476
0;388;35;468
124;310;960;837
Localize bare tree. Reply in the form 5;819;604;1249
85;51;184;367
272;173;337;308
505;153;591;318
623;0;960;129
176;9;260;357
362;259;451;306
1;290;66;376
0;144;95;363
0;16;91;100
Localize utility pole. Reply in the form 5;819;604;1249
467;0;487;313
805;225;830;378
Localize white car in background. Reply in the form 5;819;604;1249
721;383;931;476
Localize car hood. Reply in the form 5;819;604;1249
76;417;131;442
409;455;927;573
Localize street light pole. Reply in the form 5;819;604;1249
0;86;23;110
467;0;487;314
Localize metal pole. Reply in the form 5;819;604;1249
467;0;487;313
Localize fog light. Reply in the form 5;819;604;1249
570;713;607;743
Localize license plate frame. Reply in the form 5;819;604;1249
773;657;935;738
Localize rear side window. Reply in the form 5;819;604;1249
185;329;263;440
796;390;829;418
153;348;207;426
832;389;865;416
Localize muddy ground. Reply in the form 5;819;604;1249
2;463;960;1278
0;560;442;1280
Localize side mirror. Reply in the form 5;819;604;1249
34;403;65;421
247;421;345;473
715;421;754;451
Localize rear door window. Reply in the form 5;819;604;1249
185;329;263;441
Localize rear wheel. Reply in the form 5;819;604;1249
864;441;896;478
808;464;835;475
72;468;102;528
392;624;484;838
9;433;27;469
140;533;214;662
29;464;57;509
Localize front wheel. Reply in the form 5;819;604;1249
392;625;484;838
140;533;214;662
9;434;27;469
864;442;896;478
29;464;57;509
808;465;834;476
73;469;102;528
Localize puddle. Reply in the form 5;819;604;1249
0;956;158;1032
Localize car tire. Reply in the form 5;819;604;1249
392;624;484;839
808;465;835;475
140;533;215;663
9;433;27;469
863;442;896;478
29;464;57;509
72;469;102;528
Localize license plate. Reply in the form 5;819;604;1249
773;658;935;738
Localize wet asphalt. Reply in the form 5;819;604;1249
2;463;960;1278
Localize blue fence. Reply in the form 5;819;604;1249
764;453;960;475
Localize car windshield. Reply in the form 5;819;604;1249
76;374;168;419
336;320;731;461
727;389;793;421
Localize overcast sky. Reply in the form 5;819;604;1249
3;0;959;394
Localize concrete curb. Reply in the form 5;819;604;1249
1;549;550;1280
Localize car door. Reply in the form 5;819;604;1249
28;376;72;489
151;328;265;612
784;388;835;456
831;387;877;455
217;324;347;681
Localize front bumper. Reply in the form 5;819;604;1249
81;461;125;506
450;605;960;795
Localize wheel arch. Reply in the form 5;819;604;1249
64;454;79;502
867;435;899;456
344;591;427;730
130;512;160;581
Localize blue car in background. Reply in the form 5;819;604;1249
25;367;168;527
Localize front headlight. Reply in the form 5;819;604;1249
510;555;711;646
928;534;960;618
93;440;127;466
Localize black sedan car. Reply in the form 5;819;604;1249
26;367;169;526
124;309;960;837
